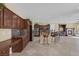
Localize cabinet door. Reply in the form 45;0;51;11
17;17;21;29
21;19;25;29
12;15;18;29
0;7;3;28
4;8;12;28
24;20;27;29
12;39;23;52
20;18;28;29
12;15;22;29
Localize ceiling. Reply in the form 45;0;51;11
4;3;79;24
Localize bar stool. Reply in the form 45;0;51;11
39;32;48;44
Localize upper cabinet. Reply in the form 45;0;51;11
3;8;12;28
12;14;21;29
12;15;18;29
12;13;28;29
0;6;4;28
0;4;28;29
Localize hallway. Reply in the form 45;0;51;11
12;36;79;56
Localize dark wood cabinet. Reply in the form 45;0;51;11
3;8;12;28
11;38;23;52
0;4;27;29
0;7;4;28
26;19;32;41
17;17;22;29
12;15;21;29
20;19;26;29
24;20;28;29
0;40;11;56
12;13;27;29
12;15;17;29
0;4;32;55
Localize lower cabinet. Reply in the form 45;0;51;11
0;46;9;56
3;8;12;28
11;37;29;53
0;40;11;56
22;37;29;48
11;38;23;52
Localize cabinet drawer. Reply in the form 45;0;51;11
0;47;9;56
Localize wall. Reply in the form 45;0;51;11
50;23;77;32
75;23;79;34
76;24;79;31
0;29;12;42
33;22;79;36
50;24;59;31
66;23;76;28
35;23;77;32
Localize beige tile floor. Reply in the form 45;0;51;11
11;36;79;56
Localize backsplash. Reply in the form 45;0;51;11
12;29;20;38
12;29;27;38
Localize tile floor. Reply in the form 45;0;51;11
11;36;79;56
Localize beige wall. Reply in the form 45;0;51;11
66;24;76;28
0;29;12;42
75;23;79;33
50;23;76;31
75;23;79;30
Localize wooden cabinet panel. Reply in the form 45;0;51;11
0;5;31;55
0;46;9;56
20;19;25;29
0;6;28;29
0;40;11;56
12;15;19;29
17;17;21;29
20;19;23;29
24;20;27;29
0;7;3;28
3;8;12;28
12;38;23;52
22;35;29;48
12;15;24;29
12;15;17;29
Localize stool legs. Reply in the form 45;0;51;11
40;36;52;45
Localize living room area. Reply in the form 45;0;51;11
12;22;79;56
12;23;79;56
1;3;79;56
